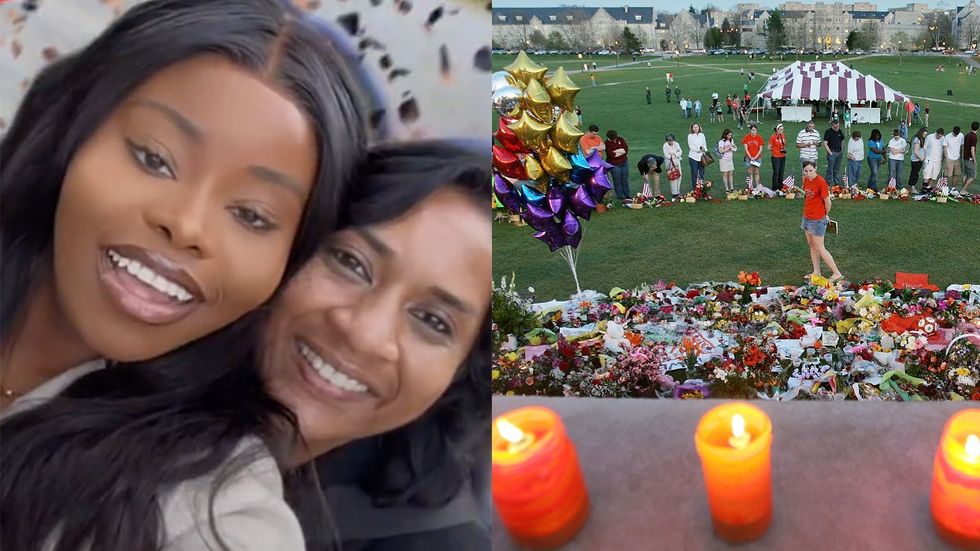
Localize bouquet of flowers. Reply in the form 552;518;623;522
693;179;713;201
738;271;762;305
631;193;648;208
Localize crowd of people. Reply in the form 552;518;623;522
580;119;978;204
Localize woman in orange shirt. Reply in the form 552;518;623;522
768;124;787;192
741;124;764;191
800;161;843;282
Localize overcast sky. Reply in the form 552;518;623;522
491;1;957;10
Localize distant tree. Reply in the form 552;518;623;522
704;27;723;49
721;17;733;46
845;30;859;50
860;21;881;50
622;26;643;53
891;31;910;51
765;9;787;51
919;12;953;49
528;29;547;49
660;38;669;51
545;31;568;51
689;5;696;15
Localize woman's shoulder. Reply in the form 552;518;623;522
160;437;304;550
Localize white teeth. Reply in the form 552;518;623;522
106;249;194;303
299;342;369;394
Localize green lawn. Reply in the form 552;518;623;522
492;54;980;299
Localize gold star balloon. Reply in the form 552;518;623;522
522;78;554;124
541;146;572;182
550;111;584;154
507;111;553;152
545;66;580;112
524;154;548;183
503;50;547;87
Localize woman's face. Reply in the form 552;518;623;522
53;55;318;361
692;124;701;134
263;188;491;460
803;164;817;180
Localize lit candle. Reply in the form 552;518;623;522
695;402;773;543
931;408;980;548
492;406;589;550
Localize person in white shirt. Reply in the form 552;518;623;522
687;123;708;191
944;125;965;188
796;119;821;170
717;128;738;192
663;133;684;199
846;131;864;187
922;128;947;191
680;97;688;118
887;128;908;187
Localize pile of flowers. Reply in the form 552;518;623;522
492;276;980;401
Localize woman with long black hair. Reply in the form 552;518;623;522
0;0;371;406
1;141;490;551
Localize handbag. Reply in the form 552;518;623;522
827;219;840;235
700;150;715;167
666;160;681;181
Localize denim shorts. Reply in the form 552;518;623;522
801;216;829;237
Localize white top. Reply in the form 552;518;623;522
5;362;305;551
924;133;945;161
944;132;965;160
687;133;707;161
711;92;719;100
694;100;701;109
679;99;687;109
911;136;926;162
847;137;865;161
887;137;907;160
717;139;737;162
663;141;683;168
797;128;821;161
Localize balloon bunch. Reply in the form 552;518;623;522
491;51;611;251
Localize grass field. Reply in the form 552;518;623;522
492;53;980;299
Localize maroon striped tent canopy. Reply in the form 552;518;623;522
758;61;906;103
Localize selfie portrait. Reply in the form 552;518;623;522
0;1;491;550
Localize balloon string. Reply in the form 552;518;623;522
559;245;582;295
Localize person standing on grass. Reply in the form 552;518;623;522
847;130;864;188
769;124;787;192
646;87;652;105
687;123;708;190
913;102;922;125
718;128;738;192
694;98;702;119
675;85;681;102
905;99;914;126
797;119;821;171
924;104;930;126
579;124;605;158
962;121;978;193
823;119;845;185
908;127;928;191
844;105;852;130
680;97;688;119
866;128;885;191
922;128;945;193
637;153;665;197
887;128;908;187
944;126;965;188
725;94;734;123
666;85;672;103
742;124;764;191
800;160;844;282
605;130;631;203
663;133;684;200
590;73;597;87
575;105;583;126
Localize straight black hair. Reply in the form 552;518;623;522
324;141;491;513
1;0;369;346
0;142;490;551
0;1;373;550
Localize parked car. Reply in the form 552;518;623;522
964;49;977;55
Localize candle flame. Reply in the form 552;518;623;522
497;418;525;444
731;414;746;439
967;434;980;460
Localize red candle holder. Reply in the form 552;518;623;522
931;408;980;549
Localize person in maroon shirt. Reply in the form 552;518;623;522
963;121;978;193
605;129;631;202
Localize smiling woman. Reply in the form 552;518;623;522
0;0;371;405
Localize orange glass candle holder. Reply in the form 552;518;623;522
492;406;589;550
695;402;773;543
931;408;980;549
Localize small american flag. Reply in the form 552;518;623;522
938;177;948;189
783;175;794;191
641;181;652;196
888;177;896;188
746;175;752;186
842;175;848;185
